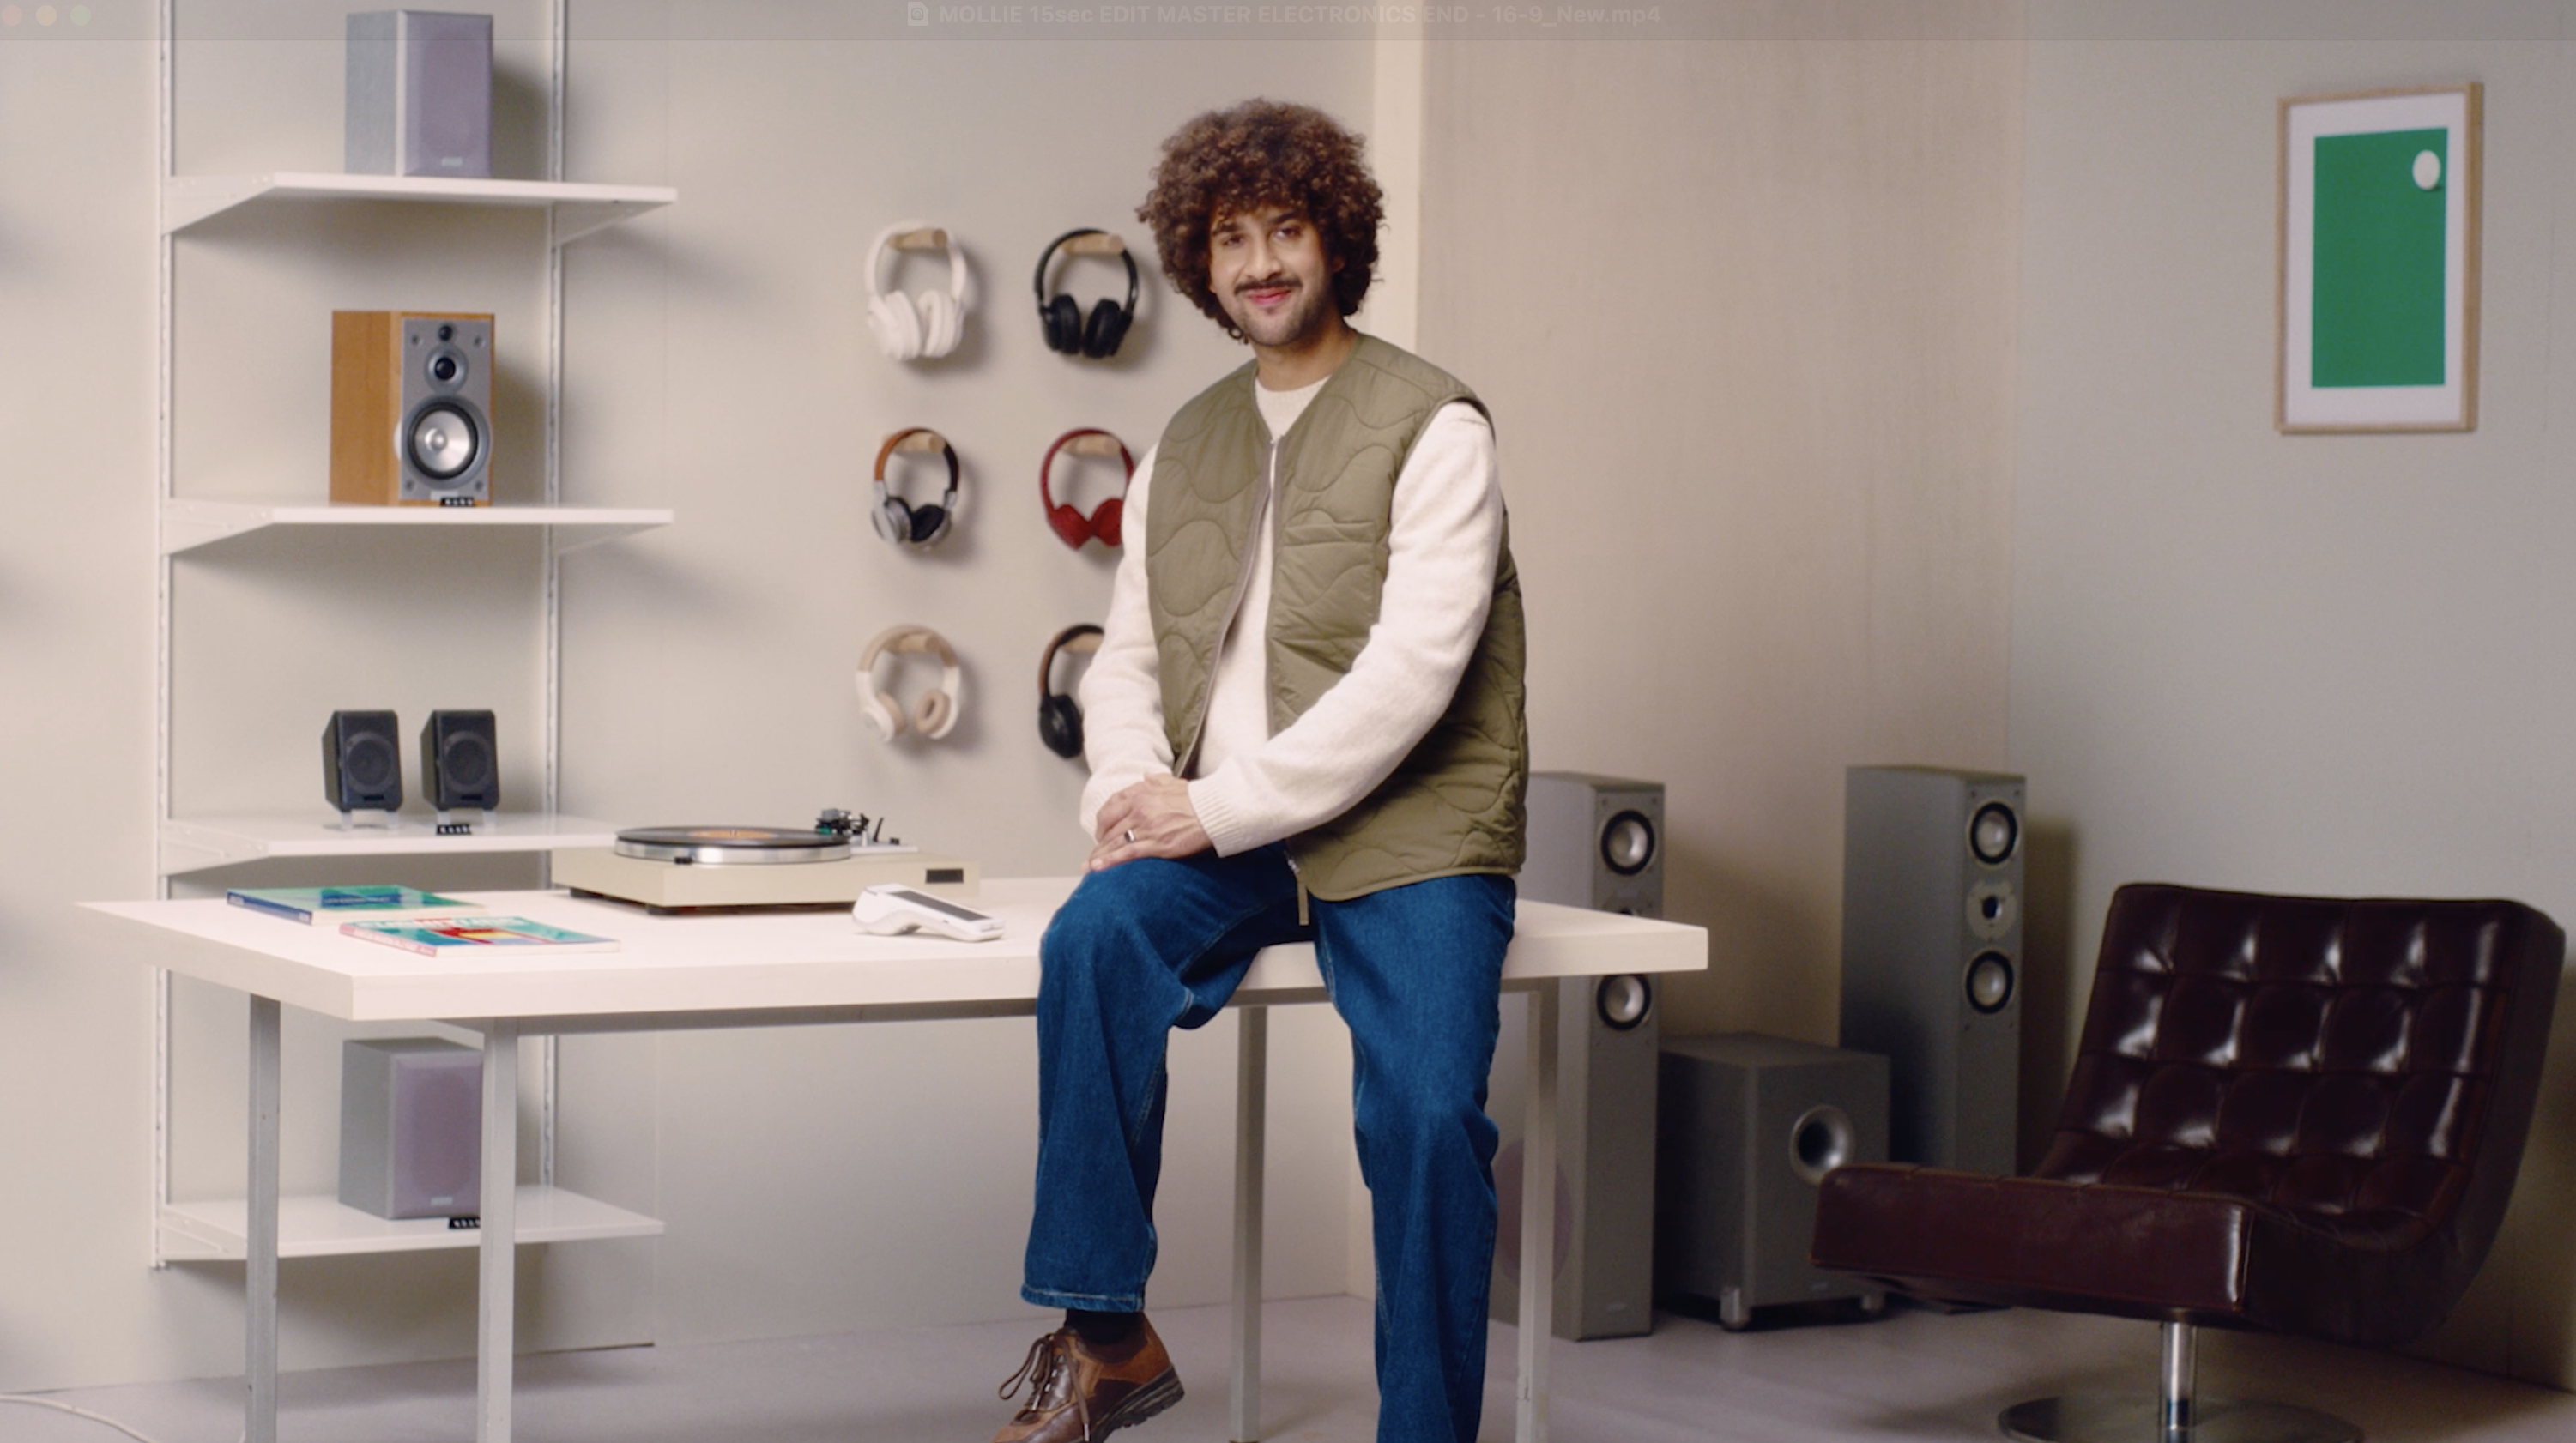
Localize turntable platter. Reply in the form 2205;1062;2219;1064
613;825;853;866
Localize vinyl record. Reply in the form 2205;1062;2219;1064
613;826;854;866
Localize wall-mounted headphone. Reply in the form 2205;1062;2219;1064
856;624;963;741
867;221;971;361
872;428;961;548
1038;625;1104;759
1034;229;1139;359
1039;429;1134;551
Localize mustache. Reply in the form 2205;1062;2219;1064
1235;275;1299;296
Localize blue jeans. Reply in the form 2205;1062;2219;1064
1024;845;1515;1443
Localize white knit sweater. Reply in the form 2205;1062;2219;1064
1076;379;1503;856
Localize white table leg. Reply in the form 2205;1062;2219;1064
1230;1005;1268;1443
1515;983;1559;1443
246;995;281;1443
479;1024;519;1443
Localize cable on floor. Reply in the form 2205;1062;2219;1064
0;1393;241;1443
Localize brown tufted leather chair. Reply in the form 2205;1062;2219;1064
1811;884;2563;1443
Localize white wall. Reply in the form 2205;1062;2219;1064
2012;0;2576;1389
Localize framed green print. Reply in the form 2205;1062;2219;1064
2278;84;2482;433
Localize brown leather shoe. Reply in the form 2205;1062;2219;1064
989;1317;1182;1443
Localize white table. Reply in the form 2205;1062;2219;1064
86;878;1706;1443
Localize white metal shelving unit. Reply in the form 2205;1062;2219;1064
151;0;674;1274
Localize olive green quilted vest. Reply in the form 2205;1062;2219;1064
1146;334;1527;900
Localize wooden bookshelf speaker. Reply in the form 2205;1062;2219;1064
331;311;493;505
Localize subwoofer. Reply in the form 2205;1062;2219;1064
1839;765;2023;1174
1655;1033;1887;1328
323;709;404;815
331;311;493;505
1489;772;1663;1339
339;1038;481;1220
420;709;499;812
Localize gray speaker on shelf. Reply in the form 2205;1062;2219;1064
1656;1032;1887;1329
1839;765;2023;1174
346;9;493;178
339;1038;481;1221
1490;772;1663;1340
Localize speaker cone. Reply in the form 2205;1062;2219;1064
439;731;495;792
1600;810;1656;876
1968;800;2019;866
407;402;482;480
426;346;469;390
343;733;397;790
1789;1103;1856;1187
1965;951;2015;1014
1595;974;1652;1030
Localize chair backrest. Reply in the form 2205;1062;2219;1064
2040;885;2561;1267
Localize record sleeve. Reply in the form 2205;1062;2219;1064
227;885;481;926
339;915;619;955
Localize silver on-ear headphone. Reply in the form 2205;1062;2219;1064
856;624;963;741
872;428;962;549
866;221;971;362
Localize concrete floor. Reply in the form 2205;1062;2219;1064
7;1294;2574;1442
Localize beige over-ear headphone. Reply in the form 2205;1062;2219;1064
856;625;963;740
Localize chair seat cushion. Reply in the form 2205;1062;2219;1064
1813;1163;2256;1321
1811;1161;2444;1342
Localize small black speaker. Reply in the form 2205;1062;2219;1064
323;710;403;812
420;710;499;811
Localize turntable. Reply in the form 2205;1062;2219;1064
553;811;978;913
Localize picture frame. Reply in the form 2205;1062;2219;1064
2277;83;2482;433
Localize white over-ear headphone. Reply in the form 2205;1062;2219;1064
856;624;964;740
866;222;971;362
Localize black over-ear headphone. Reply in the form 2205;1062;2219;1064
1037;624;1104;758
872;427;961;547
1034;229;1140;359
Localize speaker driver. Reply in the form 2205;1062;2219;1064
1596;974;1652;1031
1966;877;2018;940
425;346;469;389
344;734;398;790
438;730;494;792
408;403;481;480
1789;1102;1855;1186
1968;800;2019;866
1965;951;2015;1014
1601;809;1656;875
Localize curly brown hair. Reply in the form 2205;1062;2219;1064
1137;100;1383;339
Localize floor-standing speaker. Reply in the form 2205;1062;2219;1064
1489;772;1662;1339
331;311;493;505
339;1038;481;1220
1839;765;2023;1174
1655;1033;1887;1329
346;9;493;178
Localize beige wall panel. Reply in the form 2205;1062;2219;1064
1418;35;2023;1044
2012;3;2576;1389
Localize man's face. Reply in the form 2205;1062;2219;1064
1210;203;1339;349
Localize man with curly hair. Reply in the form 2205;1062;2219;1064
992;98;1525;1443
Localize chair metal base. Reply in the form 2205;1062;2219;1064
2000;1394;2362;1443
